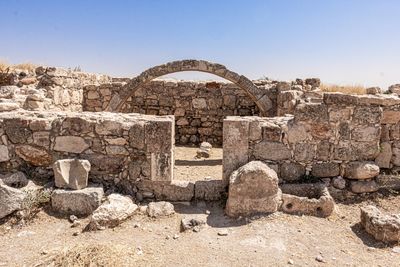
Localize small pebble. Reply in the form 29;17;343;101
392;247;400;253
72;231;80;236
69;215;78;223
173;234;180;239
193;226;201;232
71;220;81;228
205;210;211;215
217;229;228;236
315;255;325;263
134;223;141;228
288;259;294;265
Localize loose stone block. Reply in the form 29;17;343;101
350;180;379;193
280;184;335;217
226;161;281;217
360;205;400;242
344;161;380;180
51;185;104;215
0;180;27;219
53;159;91;190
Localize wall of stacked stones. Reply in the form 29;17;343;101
82;79;322;146
0;111;174;194
223;93;400;192
0;67;111;112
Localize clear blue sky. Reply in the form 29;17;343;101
1;0;399;89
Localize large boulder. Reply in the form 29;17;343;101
87;194;138;230
344;161;380;180
225;161;281;217
0;180;27;219
147;201;175;217
51;185;104;216
53;159;91;190
360;205;400;242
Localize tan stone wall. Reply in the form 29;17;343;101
0;111;174;194
223;93;400;190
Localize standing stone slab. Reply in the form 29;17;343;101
53;159;91;190
226;161;281;217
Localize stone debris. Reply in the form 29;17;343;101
181;218;206;232
53;159;91;190
196;142;212;158
360;205;400;242
226;161;281;217
87;193;138;230
147;201;175;218
332;176;346;190
217;229;229;236
51;184;104;215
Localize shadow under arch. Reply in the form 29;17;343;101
105;59;272;116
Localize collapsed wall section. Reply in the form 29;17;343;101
0;111;174;193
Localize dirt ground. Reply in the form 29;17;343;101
1;147;400;266
174;146;223;182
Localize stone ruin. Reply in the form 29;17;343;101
1;59;400;241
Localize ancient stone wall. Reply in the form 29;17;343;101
0;111;174;193
223;93;400;193
83;80;278;145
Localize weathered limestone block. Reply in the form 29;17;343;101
192;98;207;109
311;162;340;178
15;145;52;166
376;174;400;191
375;142;392;168
393;143;400;166
53;159;91;190
294;103;328;123
350;180;379;193
366;87;382;95
351;126;380;142
382;110;400;124
88;194;138;230
0;102;19;112
194;180;226;201
294;142;315;162
344;162;380;180
253;141;291;161
280;184;335;217
280;162;305;181
0;180;27;219
147;201;175;217
0;145;10;162
226;161;281;217
54;136;89;153
223;118;249;182
138;180;194;202
360;205;400;242
51;185;104;215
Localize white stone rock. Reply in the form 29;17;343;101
0;180;27;219
147;201;175;217
88;194;138;230
0;145;10;162
0;102;19;112
344;162;380;180
53;159;91;190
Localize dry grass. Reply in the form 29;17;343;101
0;59;37;72
34;244;137;267
320;83;366;95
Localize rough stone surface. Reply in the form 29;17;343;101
376;174;400;191
54;136;89;153
0;145;10;162
53;159;91;190
88;193;138;230
147;201;175;217
0;180;27;219
15;145;52;166
0;172;28;188
350;180;379;194
280;162;305;181
280;184;335;217
332;176;346;190
226;161;281;217
51;185;104;215
360;205;400;242
344;162;380;180
311;163;340;178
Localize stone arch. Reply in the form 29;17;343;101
105;59;272;115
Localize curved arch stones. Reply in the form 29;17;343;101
105;59;272;116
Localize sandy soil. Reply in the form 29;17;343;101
174;146;222;182
1;193;400;266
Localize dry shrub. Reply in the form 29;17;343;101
35;244;136;267
14;62;37;72
0;60;10;72
320;83;366;95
